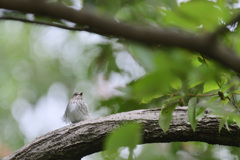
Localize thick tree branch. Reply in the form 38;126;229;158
1;0;240;72
2;107;240;160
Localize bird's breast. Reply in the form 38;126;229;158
68;101;83;112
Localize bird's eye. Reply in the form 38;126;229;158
74;93;78;96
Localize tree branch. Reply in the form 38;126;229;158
1;0;240;72
2;107;240;160
0;16;87;31
0;16;105;34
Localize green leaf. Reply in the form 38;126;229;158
161;101;178;116
158;101;177;133
104;123;142;155
219;118;225;133
99;96;146;114
221;83;234;92
159;110;173;133
188;97;198;132
220;98;229;105
169;95;185;103
233;89;240;94
189;82;204;95
170;77;182;90
164;1;231;31
141;94;164;104
234;116;240;128
127;42;155;71
225;120;230;132
208;95;219;103
195;107;205;119
219;117;231;133
197;57;204;64
189;80;203;89
131;71;171;100
88;43;121;78
203;81;219;93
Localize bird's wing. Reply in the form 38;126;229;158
82;102;90;115
62;103;71;122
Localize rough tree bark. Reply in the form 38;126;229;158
2;107;240;160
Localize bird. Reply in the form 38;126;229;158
63;92;90;123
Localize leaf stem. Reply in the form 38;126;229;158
186;94;218;97
226;96;240;111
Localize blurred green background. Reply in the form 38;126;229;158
1;0;240;159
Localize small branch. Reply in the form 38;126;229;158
0;16;86;31
226;96;240;111
2;107;240;160
187;94;218;97
200;54;209;67
0;16;105;34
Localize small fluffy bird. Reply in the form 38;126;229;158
63;92;90;123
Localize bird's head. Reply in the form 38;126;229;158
72;92;83;99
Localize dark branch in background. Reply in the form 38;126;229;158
0;0;240;72
0;17;105;35
0;16;87;31
2;107;240;160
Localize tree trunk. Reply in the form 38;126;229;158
3;107;240;160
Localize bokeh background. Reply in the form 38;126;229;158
1;0;240;159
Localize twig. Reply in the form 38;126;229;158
226;96;240;111
200;54;209;67
0;16;104;33
187;94;218;97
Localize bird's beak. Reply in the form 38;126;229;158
80;92;83;95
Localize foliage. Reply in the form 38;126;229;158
1;0;240;159
103;123;142;160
